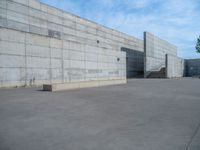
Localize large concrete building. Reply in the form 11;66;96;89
0;0;144;89
0;0;200;90
144;32;185;78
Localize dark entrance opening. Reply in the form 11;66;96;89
121;47;144;78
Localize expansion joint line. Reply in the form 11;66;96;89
186;120;200;150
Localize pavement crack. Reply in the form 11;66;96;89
186;120;200;150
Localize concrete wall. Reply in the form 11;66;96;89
0;0;143;87
166;54;185;78
121;48;144;78
144;32;177;77
185;59;200;77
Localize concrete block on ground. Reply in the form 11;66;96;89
43;78;127;91
79;80;99;88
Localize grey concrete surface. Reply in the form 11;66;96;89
0;79;200;150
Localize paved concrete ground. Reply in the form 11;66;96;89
0;79;200;150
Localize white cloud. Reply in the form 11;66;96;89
124;0;152;8
98;0;200;58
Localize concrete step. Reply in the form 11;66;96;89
147;67;166;78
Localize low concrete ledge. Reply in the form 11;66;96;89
43;79;127;92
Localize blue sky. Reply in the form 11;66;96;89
40;0;200;59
